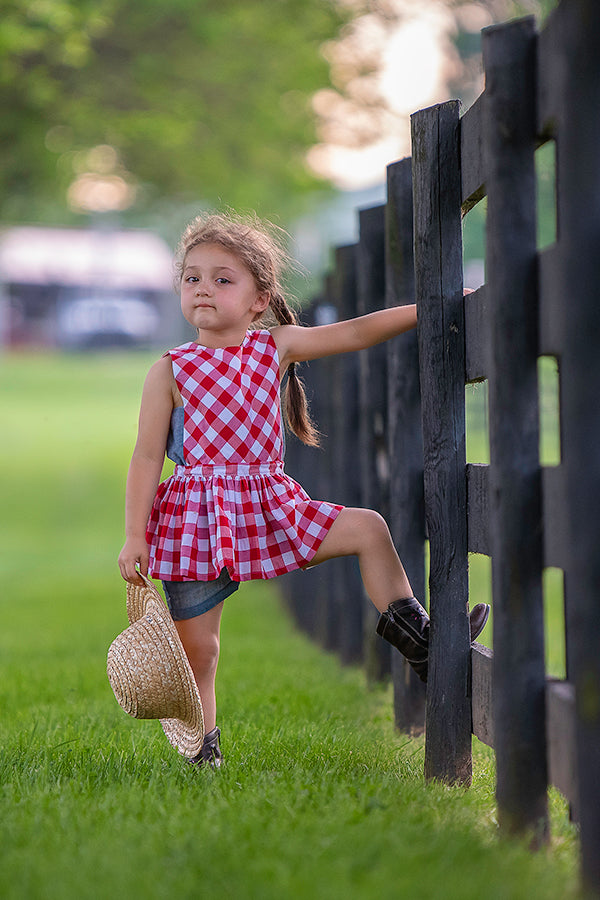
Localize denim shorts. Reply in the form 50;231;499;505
162;568;239;621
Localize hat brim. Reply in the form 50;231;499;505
116;574;205;758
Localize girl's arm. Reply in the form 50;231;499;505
118;356;175;583
273;304;417;370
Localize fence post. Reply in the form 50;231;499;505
330;244;364;664
283;300;328;642
385;158;427;731
310;287;342;653
558;0;600;889
411;100;472;785
483;17;549;843
356;204;391;683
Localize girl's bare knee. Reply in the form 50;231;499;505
354;508;391;548
311;506;394;565
181;630;220;680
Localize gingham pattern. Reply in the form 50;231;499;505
147;330;342;582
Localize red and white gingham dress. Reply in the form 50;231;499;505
146;329;342;582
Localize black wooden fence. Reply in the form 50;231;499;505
281;0;600;892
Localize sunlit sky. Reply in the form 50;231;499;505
308;0;491;190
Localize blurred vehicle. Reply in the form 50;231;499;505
57;294;161;348
0;225;178;349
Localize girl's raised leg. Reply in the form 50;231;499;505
308;507;413;612
175;603;223;734
311;506;489;684
310;506;429;678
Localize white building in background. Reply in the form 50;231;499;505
0;226;179;349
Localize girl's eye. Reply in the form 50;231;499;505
186;275;199;283
216;277;230;284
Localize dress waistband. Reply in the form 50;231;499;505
174;460;284;478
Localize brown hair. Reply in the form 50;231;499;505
175;211;320;447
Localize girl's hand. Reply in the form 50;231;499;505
118;538;149;583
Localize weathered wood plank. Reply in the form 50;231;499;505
466;464;490;556
305;297;339;651
541;465;567;571
412;100;472;786
460;92;486;210
464;285;490;383
546;680;577;813
557;0;600;887
385;157;426;732
331;244;364;664
538;246;565;357
282;301;331;642
472;659;578;801
357;204;391;682
471;644;494;748
322;277;343;652
536;3;565;139
483;17;549;842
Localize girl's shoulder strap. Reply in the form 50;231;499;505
166;341;197;358
247;328;279;360
249;327;276;348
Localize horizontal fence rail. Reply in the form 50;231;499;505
281;0;600;892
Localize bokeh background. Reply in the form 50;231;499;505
0;5;577;897
0;0;557;351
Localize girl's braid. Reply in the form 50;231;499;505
270;290;297;326
269;291;320;448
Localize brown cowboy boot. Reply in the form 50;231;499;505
376;597;430;682
376;599;491;683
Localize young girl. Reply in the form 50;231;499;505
118;212;488;767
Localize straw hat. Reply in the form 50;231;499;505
107;572;204;758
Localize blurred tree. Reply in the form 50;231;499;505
0;0;347;227
0;0;113;220
448;0;559;111
308;0;560;188
473;0;558;20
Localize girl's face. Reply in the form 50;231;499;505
180;243;269;346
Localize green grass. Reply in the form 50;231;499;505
0;351;579;899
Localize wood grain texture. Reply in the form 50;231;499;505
357;204;391;682
466;464;490;556
460;93;486;210
471;645;494;747
483;16;549;842
385;157;426;731
412;100;472;786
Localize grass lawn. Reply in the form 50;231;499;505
0;351;579;899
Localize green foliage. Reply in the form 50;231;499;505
510;0;559;21
0;0;345;225
0;0;113;215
